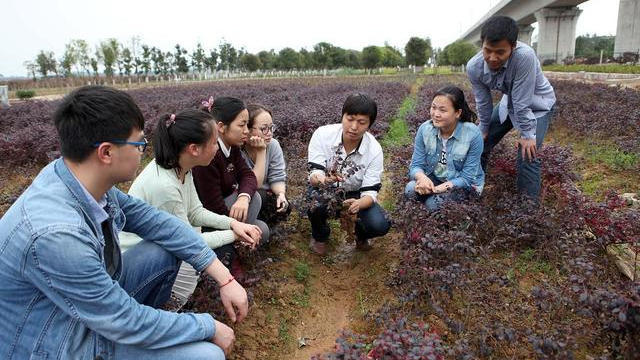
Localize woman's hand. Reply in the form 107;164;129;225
248;135;267;150
433;181;453;194
415;174;435;195
229;196;250;222
230;220;261;249
276;192;288;213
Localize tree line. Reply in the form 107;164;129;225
22;36;479;79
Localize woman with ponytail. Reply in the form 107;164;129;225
119;109;262;309
405;85;485;210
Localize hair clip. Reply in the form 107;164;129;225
166;114;176;128
202;96;214;112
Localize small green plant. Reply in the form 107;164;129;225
278;319;291;343
291;288;310;307
293;261;311;283
586;145;638;171
16;89;36;99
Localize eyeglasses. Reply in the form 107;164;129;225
92;138;148;153
253;124;276;135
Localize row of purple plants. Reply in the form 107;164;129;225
0;77;409;169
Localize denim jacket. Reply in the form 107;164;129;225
0;159;217;360
408;120;485;194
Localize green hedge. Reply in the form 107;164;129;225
16;89;36;99
543;64;640;74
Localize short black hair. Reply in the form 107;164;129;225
53;85;145;162
154;109;215;174
480;16;518;46
341;93;378;127
205;96;247;126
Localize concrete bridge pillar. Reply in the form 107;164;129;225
534;6;583;64
614;0;640;58
518;25;535;46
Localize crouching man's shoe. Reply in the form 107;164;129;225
309;238;327;255
355;238;372;251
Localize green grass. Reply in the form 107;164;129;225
291;288;310;307
381;95;415;148
423;66;456;75
278;319;291;343
293;261;311;283
515;249;553;276
543;64;640;74
584;145;639;171
579;174;605;196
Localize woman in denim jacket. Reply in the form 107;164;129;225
405;85;485;210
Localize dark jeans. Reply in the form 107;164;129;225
481;105;553;199
307;188;391;243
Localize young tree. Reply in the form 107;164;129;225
239;53;261;72
277;47;301;70
257;50;275;70
23;60;37;81
191;43;206;74
382;44;404;67
141;44;152;76
444;40;477;66
151;47;164;75
405;37;433;66
90;57;99;77
205;49;219;73
218;41;237;71
174;44;189;74
98;41;117;77
121;47;133;76
362;46;383;69
61;43;77;77
128;36;142;75
35;51;56;77
70;40;91;77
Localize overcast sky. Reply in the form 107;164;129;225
0;0;618;77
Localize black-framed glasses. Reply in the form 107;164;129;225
92;138;148;153
253;124;276;135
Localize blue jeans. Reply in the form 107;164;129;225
307;189;391;243
404;175;470;211
480;105;553;199
109;241;225;360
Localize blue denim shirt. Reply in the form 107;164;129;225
408;120;485;194
0;158;217;360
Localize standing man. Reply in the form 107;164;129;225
467;15;556;199
0;86;245;360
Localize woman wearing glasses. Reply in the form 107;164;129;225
119;109;262;309
241;104;290;224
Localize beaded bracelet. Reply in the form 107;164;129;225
219;276;235;288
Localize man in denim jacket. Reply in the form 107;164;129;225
0;86;246;360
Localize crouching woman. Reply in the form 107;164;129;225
405;85;484;210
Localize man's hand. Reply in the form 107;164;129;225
219;279;248;323
343;198;361;214
311;172;344;187
211;320;235;356
276;192;288;213
205;259;249;323
415;173;435;195
229;196;250;222
230;220;261;249
515;138;537;162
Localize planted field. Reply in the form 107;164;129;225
0;76;638;359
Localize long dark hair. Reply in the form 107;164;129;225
154;109;215;174
433;85;477;123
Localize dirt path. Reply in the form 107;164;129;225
230;176;401;360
